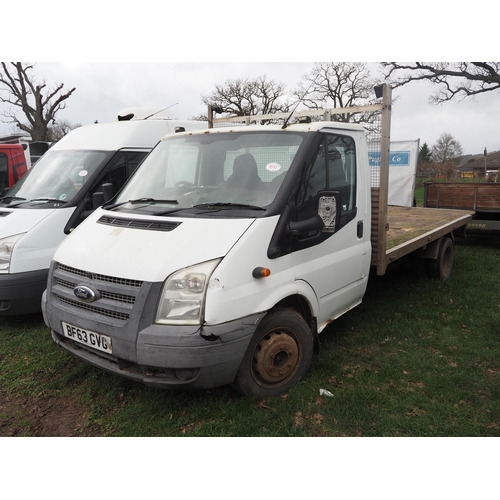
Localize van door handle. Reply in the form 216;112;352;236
357;221;363;238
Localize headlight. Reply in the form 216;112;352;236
155;258;222;325
0;233;25;273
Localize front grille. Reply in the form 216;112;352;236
57;263;143;288
101;291;135;304
55;294;130;321
55;277;136;305
52;263;146;324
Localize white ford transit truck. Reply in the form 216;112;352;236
0;110;207;315
42;86;474;397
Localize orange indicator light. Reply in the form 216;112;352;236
252;267;271;279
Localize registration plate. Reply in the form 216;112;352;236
62;321;113;354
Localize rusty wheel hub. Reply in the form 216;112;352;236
252;331;299;383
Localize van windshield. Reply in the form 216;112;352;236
5;150;107;204
114;130;304;212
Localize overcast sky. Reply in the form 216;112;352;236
1;61;498;156
2;4;499;157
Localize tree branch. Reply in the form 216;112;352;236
381;62;500;103
0;62;76;140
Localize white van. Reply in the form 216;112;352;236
0;112;207;315
42;88;472;397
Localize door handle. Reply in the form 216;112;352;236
357;221;363;238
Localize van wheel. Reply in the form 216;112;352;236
426;237;454;280
233;308;314;398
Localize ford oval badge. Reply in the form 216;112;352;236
74;285;97;303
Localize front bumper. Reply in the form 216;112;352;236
43;261;265;390
43;283;264;390
0;269;48;315
48;313;264;390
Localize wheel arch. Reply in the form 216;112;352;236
416;233;455;261
269;293;320;354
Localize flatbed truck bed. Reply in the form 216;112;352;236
371;187;474;274
385;205;474;258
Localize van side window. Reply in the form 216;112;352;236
327;134;356;212
296;141;327;220
296;133;356;227
92;150;149;199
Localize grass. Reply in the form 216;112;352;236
1;235;499;437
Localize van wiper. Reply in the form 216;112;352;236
1;196;26;202
105;198;179;210
130;198;179;205
2;196;66;206
29;198;68;203
193;202;266;211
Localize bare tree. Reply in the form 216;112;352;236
47;119;81;142
431;132;463;179
381;62;500;103
201;76;291;123
293;62;379;123
0;62;76;141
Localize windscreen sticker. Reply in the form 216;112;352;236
79;170;88;177
266;162;281;172
59;194;67;201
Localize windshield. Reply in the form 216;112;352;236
5;149;107;204
114;130;304;213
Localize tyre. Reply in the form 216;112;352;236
426;237;454;280
233;308;314;397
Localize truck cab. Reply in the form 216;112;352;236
0;114;207;315
42;121;372;396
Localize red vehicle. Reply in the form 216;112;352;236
0;144;29;194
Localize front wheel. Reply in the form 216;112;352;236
233;308;314;397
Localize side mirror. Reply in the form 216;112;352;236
102;183;114;203
317;191;341;233
92;191;104;210
92;183;114;210
288;191;341;237
288;214;324;236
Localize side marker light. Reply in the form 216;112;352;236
252;267;271;279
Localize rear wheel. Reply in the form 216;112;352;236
233;308;314;397
426;237;454;280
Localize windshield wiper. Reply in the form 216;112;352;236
105;198;179;210
1;196;26;202
29;198;68;203
193;202;266;211
1;196;67;206
130;198;179;205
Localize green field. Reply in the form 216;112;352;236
1;235;499;437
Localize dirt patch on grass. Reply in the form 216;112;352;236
0;389;94;437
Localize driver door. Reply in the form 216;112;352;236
291;131;369;329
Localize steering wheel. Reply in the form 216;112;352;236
175;180;195;188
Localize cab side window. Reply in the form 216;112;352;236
296;140;327;220
296;133;356;228
92;150;148;199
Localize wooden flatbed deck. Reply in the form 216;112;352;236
371;186;474;273
385;206;474;260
